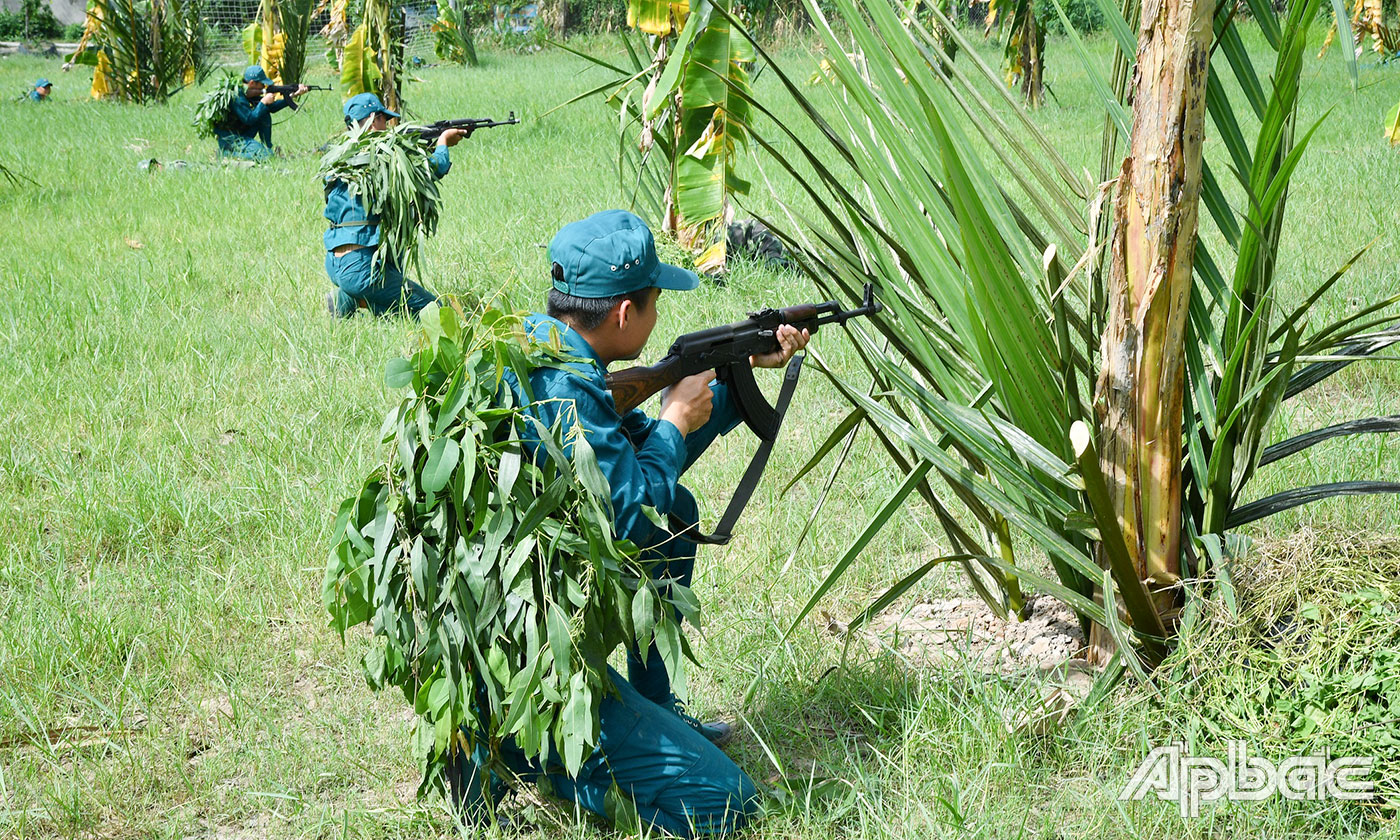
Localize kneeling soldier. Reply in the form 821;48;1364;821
451;210;810;837
322;93;466;318
215;66;307;161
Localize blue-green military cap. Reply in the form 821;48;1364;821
343;92;401;123
35;78;51;88
549;210;698;298
242;65;273;85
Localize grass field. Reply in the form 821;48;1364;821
2;24;1400;839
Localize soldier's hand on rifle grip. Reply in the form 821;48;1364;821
751;324;811;369
437;128;468;147
659;370;715;437
260;92;278;106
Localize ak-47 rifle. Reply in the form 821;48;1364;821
606;283;882;442
408;112;519;143
265;84;332;95
604;283;881;544
408;112;520;143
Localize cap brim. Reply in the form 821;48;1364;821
379;108;401;120
653;262;699;292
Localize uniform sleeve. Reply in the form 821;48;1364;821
229;97;267;127
615;379;742;474
268;97;295;114
619;407;660;446
528;367;685;546
428;145;451;179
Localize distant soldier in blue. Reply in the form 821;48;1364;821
322;92;466;318
215;66;307;161
450;210;810;837
28;78;52;102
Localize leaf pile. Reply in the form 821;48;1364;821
324;303;696;796
319;123;442;274
191;73;243;139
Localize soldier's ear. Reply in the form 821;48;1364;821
614;298;633;329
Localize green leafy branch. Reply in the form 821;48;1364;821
318;124;443;276
324;302;697;796
191;73;242;139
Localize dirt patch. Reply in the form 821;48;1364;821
182;815;272;840
827;594;1086;672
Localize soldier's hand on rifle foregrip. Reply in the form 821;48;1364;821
437;128;468;147
751;324;810;369
659;370;715;437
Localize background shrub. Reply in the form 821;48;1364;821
1036;0;1105;34
0;0;65;41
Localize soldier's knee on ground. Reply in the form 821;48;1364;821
656;761;762;836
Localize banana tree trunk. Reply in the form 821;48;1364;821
1018;7;1042;108
1089;0;1215;664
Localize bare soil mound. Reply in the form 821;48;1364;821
828;594;1086;672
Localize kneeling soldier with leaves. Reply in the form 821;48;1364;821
447;210;810;834
320;93;466;318
215;65;308;160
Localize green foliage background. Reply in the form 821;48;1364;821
0;4;64;41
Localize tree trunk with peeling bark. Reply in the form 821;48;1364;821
1088;0;1215;664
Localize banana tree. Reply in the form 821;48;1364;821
733;0;1394;674
65;0;211;103
561;0;754;274
914;0;961;67
242;0;320;84
986;0;1044;106
432;0;480;66
339;0;404;112
320;0;351;70
1319;0;1398;59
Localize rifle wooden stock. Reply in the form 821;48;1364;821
606;357;687;413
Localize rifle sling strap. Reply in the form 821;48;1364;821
668;353;805;546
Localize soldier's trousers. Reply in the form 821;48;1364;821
450;487;760;836
324;247;438;318
451;666;760;837
215;135;274;161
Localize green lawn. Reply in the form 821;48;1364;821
1;26;1399;839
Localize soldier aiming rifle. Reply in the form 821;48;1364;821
215;66;316;161
445;209;880;837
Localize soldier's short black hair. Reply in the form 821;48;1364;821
546;287;654;331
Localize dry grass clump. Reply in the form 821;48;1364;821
1157;527;1400;808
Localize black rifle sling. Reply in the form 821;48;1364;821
668;352;805;546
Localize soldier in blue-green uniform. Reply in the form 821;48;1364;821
215;66;307;161
322;92;466;318
450;210;811;837
28;79;52;102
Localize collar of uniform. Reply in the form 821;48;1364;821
523;313;605;372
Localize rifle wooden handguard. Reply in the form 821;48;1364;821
605;358;682;413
